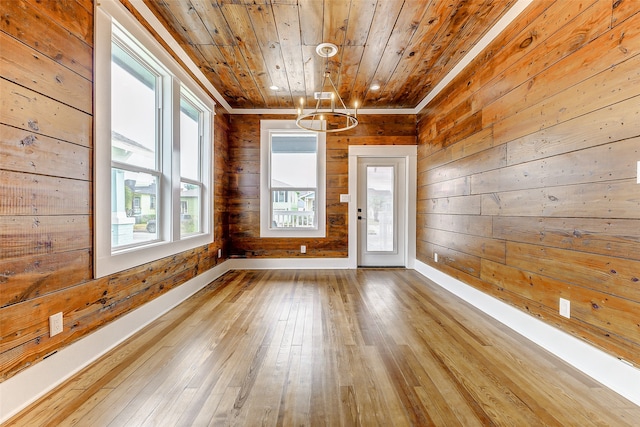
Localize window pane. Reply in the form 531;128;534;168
111;168;158;248
366;166;394;252
180;96;200;181
181;182;201;236
271;134;317;188
111;41;157;170
271;190;315;228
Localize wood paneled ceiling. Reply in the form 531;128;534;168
138;0;519;111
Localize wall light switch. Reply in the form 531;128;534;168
301;245;306;254
218;248;222;258
340;194;350;203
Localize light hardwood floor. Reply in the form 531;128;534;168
7;269;639;426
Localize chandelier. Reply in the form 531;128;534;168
296;43;359;133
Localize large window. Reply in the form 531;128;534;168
260;120;326;238
95;2;213;277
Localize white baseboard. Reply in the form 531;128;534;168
226;257;352;270
0;261;232;423
414;260;640;407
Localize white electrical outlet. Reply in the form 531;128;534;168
218;248;222;258
434;252;438;262
339;194;350;203
49;312;63;337
301;245;306;254
559;298;570;318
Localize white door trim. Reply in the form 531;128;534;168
348;145;417;269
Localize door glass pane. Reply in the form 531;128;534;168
366;166;394;252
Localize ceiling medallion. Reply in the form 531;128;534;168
296;42;359;133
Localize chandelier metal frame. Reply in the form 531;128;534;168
296;43;359;133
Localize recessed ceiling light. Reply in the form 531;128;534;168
370;83;380;91
269;85;279;90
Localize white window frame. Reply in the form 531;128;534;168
95;1;214;278
260;120;326;238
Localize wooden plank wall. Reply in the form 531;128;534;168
416;0;640;366
0;0;229;381
228;114;416;258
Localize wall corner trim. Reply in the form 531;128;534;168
413;260;640;407
0;262;233;424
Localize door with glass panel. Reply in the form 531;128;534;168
357;157;406;267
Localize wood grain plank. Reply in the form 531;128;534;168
0;79;92;147
0;170;90;216
480;179;640;219
425;0;552;113
189;0;236;46
422;213;492;237
322;0;351;48
197;44;255;107
418;194;481;216
471;137;640;194
0;215;91;259
0;124;91;180
424;144;506;185
493;216;640;261
0;0;93;80
423;176;469;199
246;2;291;95
379;0;454;108
363;0;431;106
612;0;639;27
401;0;508;108
422;228;506;264
421;127;494;172
157;0;214;45
0;32;92;114
505;95;640;166
26;0;93;45
298;0;323;46
219;3;285;108
478;0;609;109
489;38;640;145
505;241;640;302
429;243;482;278
481;258;640;343
272;3;306;96
0;249;92;308
348;0;404;102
